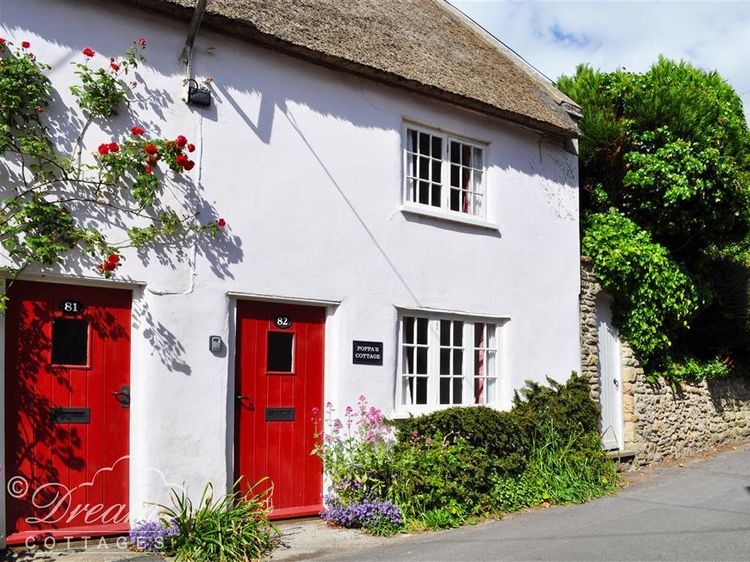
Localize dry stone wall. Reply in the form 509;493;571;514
580;258;750;467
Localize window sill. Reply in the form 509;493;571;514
400;204;500;231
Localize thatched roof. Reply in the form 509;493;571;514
124;0;580;137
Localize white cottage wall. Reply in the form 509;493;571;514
0;0;580;529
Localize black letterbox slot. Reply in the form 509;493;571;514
265;407;295;421
51;407;90;424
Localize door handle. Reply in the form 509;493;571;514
236;395;251;401
113;385;130;408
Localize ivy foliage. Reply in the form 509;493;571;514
558;58;750;380
581;210;700;361
0;38;223;310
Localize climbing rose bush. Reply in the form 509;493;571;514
0;37;225;307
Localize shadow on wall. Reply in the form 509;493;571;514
133;301;192;375
0;8;244;284
7;0;575;298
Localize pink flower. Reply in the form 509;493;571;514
312;407;320;415
333;419;343;432
82;47;95;57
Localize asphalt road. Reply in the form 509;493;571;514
325;443;750;561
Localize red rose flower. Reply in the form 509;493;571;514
0;38;5;45
107;253;120;265
21;41;30;49
110;62;120;72
130;126;145;136
145;144;158;155
216;218;226;228
175;135;188;148
82;47;95;57
183;160;195;171
98;143;110;155
137;38;147;46
187;143;195;153
145;165;153;174
175;154;190;167
108;142;120;153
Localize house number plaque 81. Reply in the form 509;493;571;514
59;300;85;314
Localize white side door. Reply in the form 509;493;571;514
596;295;623;451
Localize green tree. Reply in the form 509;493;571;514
558;58;750;379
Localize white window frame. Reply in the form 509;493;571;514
402;123;490;224
395;312;506;416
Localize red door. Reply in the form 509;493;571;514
235;301;324;519
4;281;131;544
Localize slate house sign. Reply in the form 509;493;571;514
352;341;383;365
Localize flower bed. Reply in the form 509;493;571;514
315;375;619;533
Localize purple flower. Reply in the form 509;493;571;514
321;495;402;530
129;520;178;552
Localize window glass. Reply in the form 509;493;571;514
405;126;485;218
267;332;294;372
401;316;430;405
51;319;89;366
399;316;500;410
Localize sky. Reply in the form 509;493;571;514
449;1;750;118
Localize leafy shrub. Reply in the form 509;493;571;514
318;382;619;534
388;435;494;528
322;495;403;536
394;406;527;476
512;373;601;441
158;480;280;562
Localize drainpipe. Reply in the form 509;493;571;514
180;0;208;101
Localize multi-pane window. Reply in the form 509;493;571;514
405;126;486;218
398;315;501;411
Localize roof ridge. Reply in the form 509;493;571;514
434;0;581;115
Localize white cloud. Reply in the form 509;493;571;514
450;1;750;117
